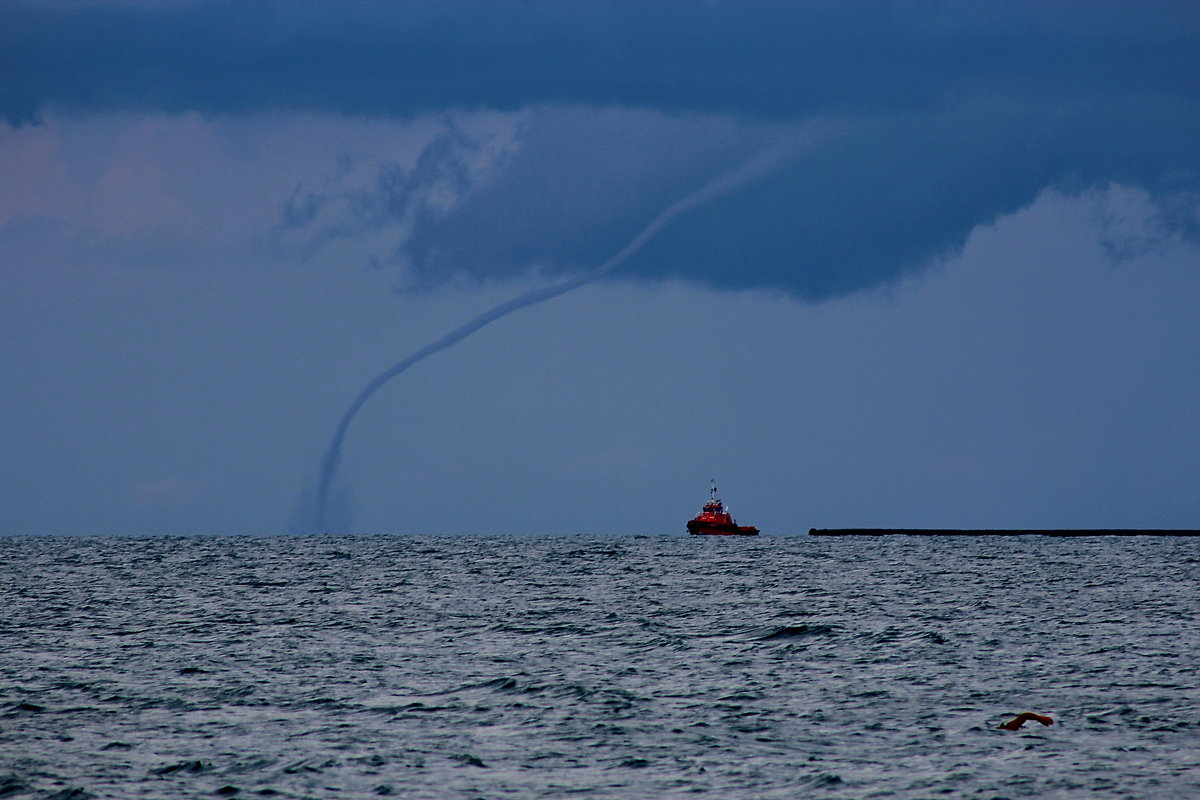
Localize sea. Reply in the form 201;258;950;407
1;534;1197;799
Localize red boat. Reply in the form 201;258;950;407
687;481;759;536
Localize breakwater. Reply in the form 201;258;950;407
809;528;1200;536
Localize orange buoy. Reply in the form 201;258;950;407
999;712;1054;730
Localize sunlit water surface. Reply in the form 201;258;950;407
1;535;1198;799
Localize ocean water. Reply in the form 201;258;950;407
1;535;1198;799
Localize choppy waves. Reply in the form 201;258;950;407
1;534;1198;798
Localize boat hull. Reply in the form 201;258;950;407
687;520;759;536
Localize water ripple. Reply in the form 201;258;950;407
0;534;1198;798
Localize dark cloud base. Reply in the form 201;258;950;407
5;1;1196;123
389;98;1199;300
6;0;1197;299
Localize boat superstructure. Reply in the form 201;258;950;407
687;480;759;536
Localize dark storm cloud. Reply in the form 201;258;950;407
4;1;1195;122
6;0;1197;298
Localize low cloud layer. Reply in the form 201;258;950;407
4;1;1198;300
5;2;1196;122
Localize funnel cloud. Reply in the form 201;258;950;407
309;146;796;531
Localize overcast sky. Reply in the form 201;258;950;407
3;1;1198;534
